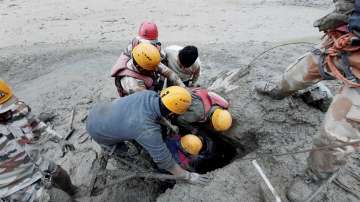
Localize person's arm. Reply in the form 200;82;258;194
191;61;201;85
136;124;210;185
157;63;185;87
22;109;75;155
120;76;147;95
176;114;198;133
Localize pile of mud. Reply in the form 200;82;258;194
1;41;360;201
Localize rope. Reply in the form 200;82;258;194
246;42;317;71
325;32;360;87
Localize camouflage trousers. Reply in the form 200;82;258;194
3;182;72;202
277;51;360;178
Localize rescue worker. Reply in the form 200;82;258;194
0;80;77;202
164;45;201;86
254;0;360;200
123;20;165;59
111;43;185;97
176;87;232;133
165;134;215;173
86;86;210;185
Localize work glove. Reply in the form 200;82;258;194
183;171;211;186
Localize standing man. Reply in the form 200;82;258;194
111;43;185;97
86;86;210;185
164;45;201;86
255;0;360;200
0;80;77;202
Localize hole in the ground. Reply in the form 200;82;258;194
91;126;259;200
178;126;258;174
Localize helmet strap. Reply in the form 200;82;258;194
159;98;171;117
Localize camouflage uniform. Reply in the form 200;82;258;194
268;51;360;176
0;97;75;201
176;94;208;132
256;0;360;178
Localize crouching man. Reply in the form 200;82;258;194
176;87;232;133
111;43;185;97
86;86;210;185
0;80;77;202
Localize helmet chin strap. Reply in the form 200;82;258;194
159;98;171;117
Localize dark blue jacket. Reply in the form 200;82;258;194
86;90;175;170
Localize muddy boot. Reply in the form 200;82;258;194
294;82;333;112
52;166;78;196
286;169;332;202
254;81;289;100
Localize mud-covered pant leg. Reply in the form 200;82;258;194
4;182;73;202
276;52;323;96
307;86;360;178
37;157;76;196
4;182;42;202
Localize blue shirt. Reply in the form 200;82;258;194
86;90;176;170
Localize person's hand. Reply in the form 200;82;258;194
336;36;351;49
171;125;179;134
60;140;75;156
327;47;339;57
184;171;211;186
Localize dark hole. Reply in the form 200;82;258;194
178;126;250;174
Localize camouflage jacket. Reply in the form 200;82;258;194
0;99;62;198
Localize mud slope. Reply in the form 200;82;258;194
2;41;360;201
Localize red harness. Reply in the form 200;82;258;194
192;88;229;122
111;54;154;96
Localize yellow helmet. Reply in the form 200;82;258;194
0;80;13;105
211;108;232;132
132;43;161;71
180;134;203;155
160;86;192;115
0;80;16;114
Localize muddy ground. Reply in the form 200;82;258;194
2;0;360;201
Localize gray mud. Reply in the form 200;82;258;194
2;0;360;201
2;41;360;202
